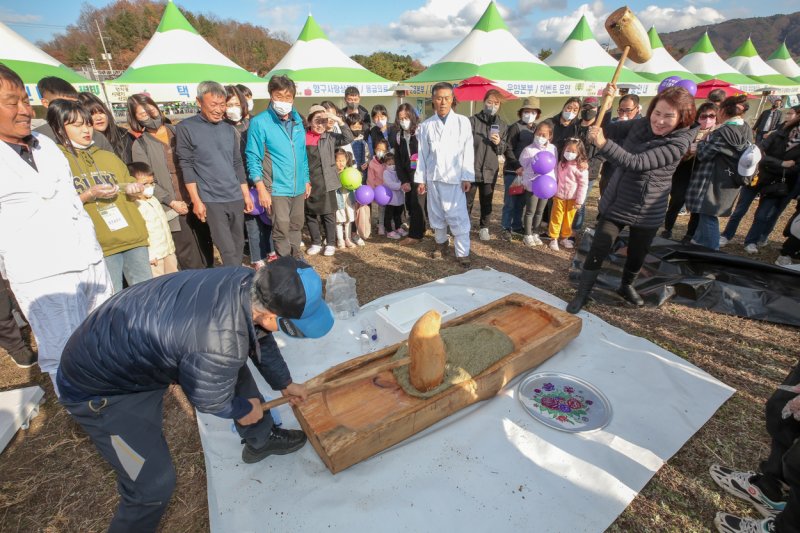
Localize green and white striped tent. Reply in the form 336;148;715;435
405;1;581;97
678;32;762;92
625;27;701;83
725;38;799;93
266;15;393;97
0;21;102;106
766;42;800;83
107;0;266;103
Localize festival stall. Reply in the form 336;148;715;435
625;27;701;84
544;15;656;96
725;38;800;94
0;21;102;106
105;0;266;103
404;2;581;99
766;42;800;83
265;15;394;99
678;32;762;93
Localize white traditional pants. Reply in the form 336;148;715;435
427;181;471;258
11;260;113;393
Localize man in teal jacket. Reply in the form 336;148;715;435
245;75;310;258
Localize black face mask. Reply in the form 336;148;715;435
140;116;163;131
581;109;598;121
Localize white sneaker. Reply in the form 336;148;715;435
744;243;758;254
531;234;543;246
323;245;336;256
757;239;769;248
560;238;574;249
548;239;559;251
378;226;385;236
353;236;366;247
719;236;729;247
337;240;346;249
523;235;535;247
307;244;322;255
775;255;792;267
479;228;490;241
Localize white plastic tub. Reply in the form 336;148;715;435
374;292;455;335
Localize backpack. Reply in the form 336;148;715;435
714;144;752;187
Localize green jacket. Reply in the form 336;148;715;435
60;144;149;256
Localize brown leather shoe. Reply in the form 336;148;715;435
430;242;448;259
457;255;471;268
399;237;421;246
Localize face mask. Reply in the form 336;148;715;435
563;152;577;161
226;107;242;123
399;119;411;131
376;118;387;128
562;110;577;121
521;112;537;125
534;136;548;147
141;116;162;130
484;104;499;116
699;117;716;130
386;165;395;171
347;101;358;109
247;99;254;112
375;150;386;159
272;100;293;116
143;185;155;198
581;109;597;121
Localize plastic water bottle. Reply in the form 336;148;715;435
359;321;378;353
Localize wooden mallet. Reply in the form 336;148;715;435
594;6;653;125
261;310;447;411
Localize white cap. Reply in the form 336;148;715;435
738;145;762;177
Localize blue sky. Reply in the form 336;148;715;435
0;0;795;65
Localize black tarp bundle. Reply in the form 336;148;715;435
570;233;800;326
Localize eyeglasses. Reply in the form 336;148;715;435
699;114;717;119
618;107;636;114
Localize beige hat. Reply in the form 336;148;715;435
518;97;542;116
307;104;327;117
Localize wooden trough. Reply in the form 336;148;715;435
293;293;582;473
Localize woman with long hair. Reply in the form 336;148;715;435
394;102;425;245
77;92;133;164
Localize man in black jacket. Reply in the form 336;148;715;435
754;97;784;143
343;86;371;130
56;257;333;532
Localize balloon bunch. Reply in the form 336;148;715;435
353;184;393;206
658;75;697;97
529;151;558;199
246;188;272;224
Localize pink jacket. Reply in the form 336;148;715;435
555;161;589;205
519;143;557;192
367;158;385;187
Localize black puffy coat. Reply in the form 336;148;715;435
597;118;696;228
469;110;507;183
56;268;292;419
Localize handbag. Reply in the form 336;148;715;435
508;175;525;196
760;170;789;198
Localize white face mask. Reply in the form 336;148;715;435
534;136;548;147
272;100;292;116
247;99;254;112
562;110;577;121
399;119;411;131
386;165;395;171
521;112;537;125
563;152;577;161
375;150;386;159
143;185;155;198
376;118;387;128
226;107;242;123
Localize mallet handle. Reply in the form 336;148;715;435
261;356;411;411
594;45;631;126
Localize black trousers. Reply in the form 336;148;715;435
757;363;800;533
306;212;336;246
465;181;496;229
582;217;659;273
405;185;426;239
0;278;26;354
205;200;246;267
384;204;404;232
664;161;693;232
172;210;213;270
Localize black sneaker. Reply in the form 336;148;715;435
241;426;307;464
7;346;37;368
500;230;513;242
660;229;672;240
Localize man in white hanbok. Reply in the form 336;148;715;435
414;83;475;267
0;64;112;393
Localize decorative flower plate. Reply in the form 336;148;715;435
517;372;612;433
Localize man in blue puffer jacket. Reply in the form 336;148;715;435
57;257;333;532
245;75;311;259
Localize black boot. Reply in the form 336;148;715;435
242;426;307;464
617;269;644;307
566;269;600;314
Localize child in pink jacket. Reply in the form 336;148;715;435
367;139;389;235
548;138;588;251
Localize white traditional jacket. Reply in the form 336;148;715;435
414;112;475;185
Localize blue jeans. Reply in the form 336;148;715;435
104;246;153;293
244;214;273;262
501;172;524;231
694;214;721;250
721;186;758;240
744;196;784;245
572;179;596;232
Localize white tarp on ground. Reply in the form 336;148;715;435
197;269;734;532
0;385;44;453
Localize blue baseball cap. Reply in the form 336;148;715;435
252;257;334;338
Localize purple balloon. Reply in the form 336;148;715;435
658;75;682;94
531;175;557;199
374;184;392;206
247;188;264;215
354;185;375;205
259;211;272;225
675;78;698;96
531;151;556;175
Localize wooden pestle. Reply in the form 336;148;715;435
408;310;447;392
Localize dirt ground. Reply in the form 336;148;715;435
0;186;797;533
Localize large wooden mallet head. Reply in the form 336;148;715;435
605;7;652;64
408;310;447;393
